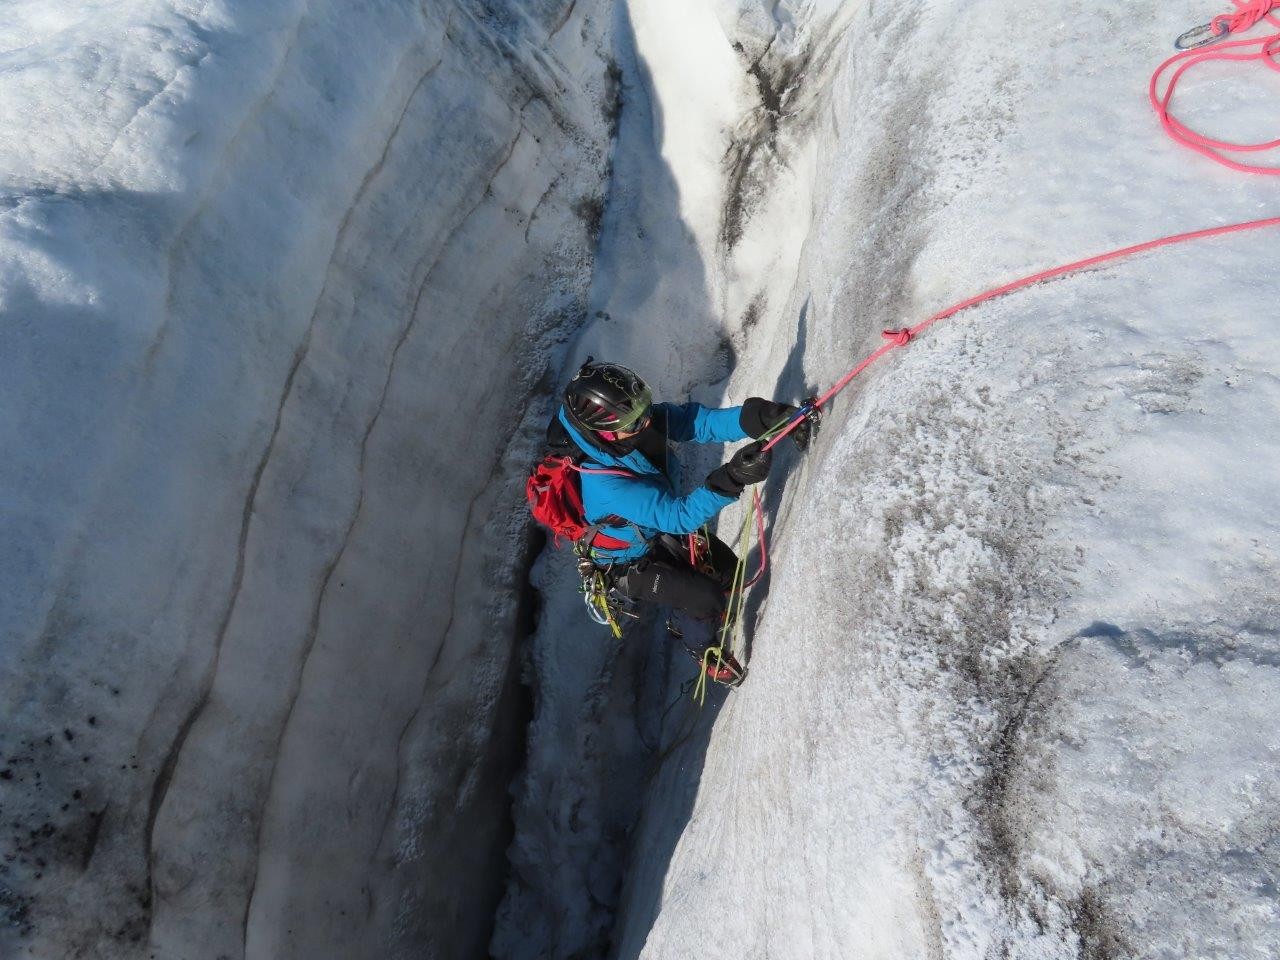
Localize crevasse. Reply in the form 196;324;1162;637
4;1;1280;959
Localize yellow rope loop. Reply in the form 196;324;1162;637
690;490;761;705
592;572;623;639
685;425;785;707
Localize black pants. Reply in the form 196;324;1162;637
613;534;739;621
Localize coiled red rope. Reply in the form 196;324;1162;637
1152;0;1280;173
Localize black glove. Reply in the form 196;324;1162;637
739;397;820;451
705;441;773;497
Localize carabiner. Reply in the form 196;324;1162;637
1175;21;1230;50
799;396;822;431
584;590;611;625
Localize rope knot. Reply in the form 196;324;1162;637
1215;0;1277;36
882;328;913;346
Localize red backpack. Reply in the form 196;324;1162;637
526;456;636;551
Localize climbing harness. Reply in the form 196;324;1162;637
1156;0;1280;172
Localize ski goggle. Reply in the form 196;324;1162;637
599;414;652;442
608;388;652;435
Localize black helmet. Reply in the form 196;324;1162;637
563;357;653;433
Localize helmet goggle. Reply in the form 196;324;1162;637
609;388;652;434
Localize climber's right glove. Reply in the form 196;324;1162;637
704;441;773;497
740;397;820;451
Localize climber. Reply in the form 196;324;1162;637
545;357;816;675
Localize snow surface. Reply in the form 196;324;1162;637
501;0;1280;958
2;1;617;957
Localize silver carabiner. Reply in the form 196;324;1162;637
1175;21;1230;49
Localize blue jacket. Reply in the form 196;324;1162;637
558;402;749;563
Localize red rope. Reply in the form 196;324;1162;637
717;11;1280;626
1151;0;1280;173
567;459;636;479
743;212;1280;612
763;213;1280;450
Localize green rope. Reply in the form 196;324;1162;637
591;571;623;639
693;493;757;704
690;413;793;704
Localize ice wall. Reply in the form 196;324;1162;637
601;1;1280;959
0;1;616;957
